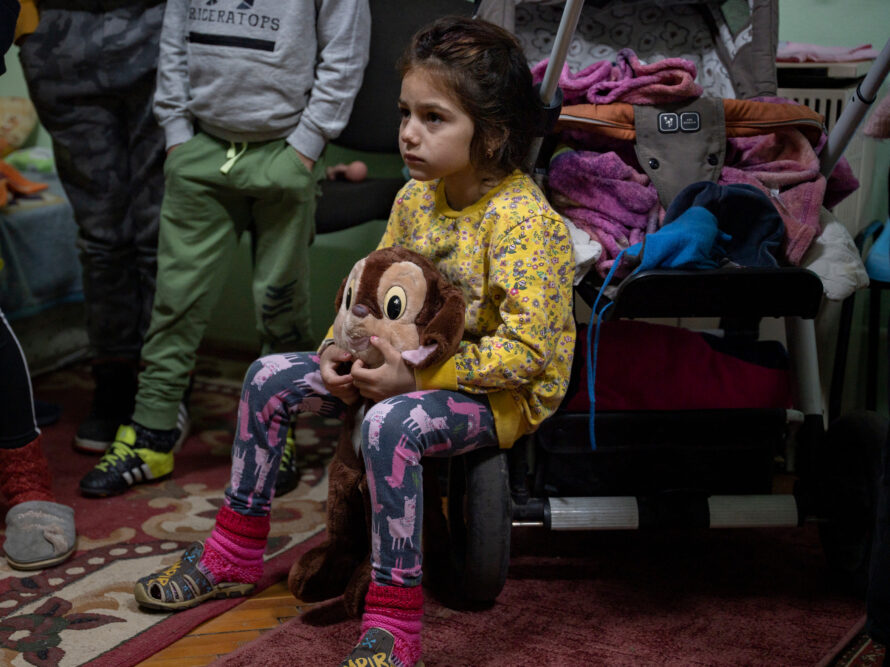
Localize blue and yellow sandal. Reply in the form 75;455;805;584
134;542;255;612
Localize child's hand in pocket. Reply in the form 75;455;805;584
293;148;315;173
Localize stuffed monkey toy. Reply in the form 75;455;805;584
288;246;465;616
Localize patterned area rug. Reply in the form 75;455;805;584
830;630;887;667
0;357;340;667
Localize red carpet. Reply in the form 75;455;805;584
0;359;338;667
214;522;866;666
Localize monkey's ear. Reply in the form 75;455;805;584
411;280;465;369
335;257;364;314
334;276;348;312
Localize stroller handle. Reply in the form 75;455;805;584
820;37;890;179
537;0;585;107
525;0;584;174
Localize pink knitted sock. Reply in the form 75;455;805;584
199;505;269;585
360;582;424;667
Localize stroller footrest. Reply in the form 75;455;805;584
707;494;799;528
531;494;801;531
549;496;640;530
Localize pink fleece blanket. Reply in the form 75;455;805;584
777;41;878;63
548;126;859;274
549;149;660;277
532;48;703;105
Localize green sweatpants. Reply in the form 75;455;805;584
133;131;322;430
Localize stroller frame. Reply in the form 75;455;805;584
439;0;890;605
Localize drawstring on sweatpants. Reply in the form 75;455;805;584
219;141;248;174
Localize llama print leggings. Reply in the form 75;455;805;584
228;351;499;587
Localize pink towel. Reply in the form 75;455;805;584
548;149;660;276
777;41;878;63
547;96;860;270
865;93;890;139
532;48;702;106
606;49;703;105
719;130;825;265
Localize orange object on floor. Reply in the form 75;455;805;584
0;159;49;198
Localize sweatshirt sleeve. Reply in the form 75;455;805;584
153;0;194;150
286;0;371;160
428;215;574;394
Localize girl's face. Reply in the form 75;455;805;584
398;69;478;196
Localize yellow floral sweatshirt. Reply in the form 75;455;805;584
376;170;576;448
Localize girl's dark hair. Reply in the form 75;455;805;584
398;16;540;177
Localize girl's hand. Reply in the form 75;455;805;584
319;344;360;405
350;336;416;402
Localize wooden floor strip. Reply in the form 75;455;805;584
137;582;299;667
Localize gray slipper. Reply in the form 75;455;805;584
3;501;77;570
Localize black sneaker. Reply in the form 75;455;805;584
341;628;413;667
274;424;300;497
79;425;176;497
74;362;138;453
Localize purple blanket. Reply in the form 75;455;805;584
532;48;702;105
548;130;859;274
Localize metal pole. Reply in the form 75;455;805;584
538;0;585;107
526;0;585;173
820;38;890;179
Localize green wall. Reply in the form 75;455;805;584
779;0;890;227
779;0;890;416
779;0;887;48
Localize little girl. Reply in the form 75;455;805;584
134;16;576;666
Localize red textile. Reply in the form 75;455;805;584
564;320;792;412
211;527;865;667
0;436;55;505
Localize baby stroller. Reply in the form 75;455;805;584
433;0;890;605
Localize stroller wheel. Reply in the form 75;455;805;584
444;447;512;607
817;410;887;594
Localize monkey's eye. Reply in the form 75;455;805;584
384;286;407;320
344;280;355;310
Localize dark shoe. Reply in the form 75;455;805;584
79;425;175;497
34;400;61;427
274;424;300;497
341;628;422;667
134;542;255;611
74;362;138;453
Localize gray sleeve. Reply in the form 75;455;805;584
286;0;371;160
153;0;194;150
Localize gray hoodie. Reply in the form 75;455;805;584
154;0;370;161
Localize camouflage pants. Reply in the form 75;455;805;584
18;1;167;362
